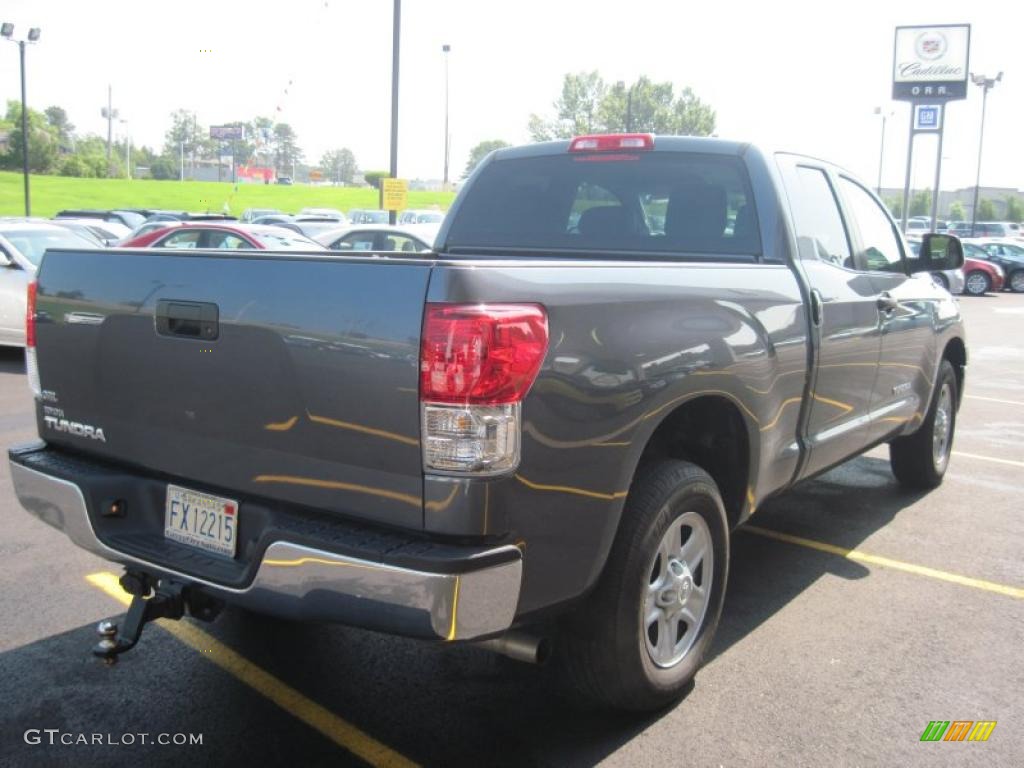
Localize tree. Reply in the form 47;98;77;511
320;148;357;184
529;72;716;141
150;157;178;180
528;71;606;141
947;200;966;221
463;140;510;178
976;198;997;221
2;101;59;173
363;170;389;190
44;106;75;150
272;123;303;173
58;154;93;177
162;109;210;167
885;197;903;219
1005;196;1023;223
909;189;932;217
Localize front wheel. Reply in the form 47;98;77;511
1009;270;1024;293
890;359;958;489
963;270;991;296
932;272;949;290
560;461;729;711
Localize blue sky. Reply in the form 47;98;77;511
1;0;1019;190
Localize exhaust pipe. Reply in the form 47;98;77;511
474;631;551;665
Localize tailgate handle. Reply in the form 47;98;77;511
155;300;219;340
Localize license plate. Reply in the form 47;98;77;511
164;484;238;558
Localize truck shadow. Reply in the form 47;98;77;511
205;454;927;766
0;454;929;767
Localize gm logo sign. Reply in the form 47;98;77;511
920;720;996;742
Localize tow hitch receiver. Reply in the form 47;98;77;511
93;570;223;665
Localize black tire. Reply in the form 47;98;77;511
932;272;949;290
560;460;729;711
1009;270;1024;293
890;359;958;489
963;270;991;296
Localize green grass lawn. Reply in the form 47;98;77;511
0;171;455;218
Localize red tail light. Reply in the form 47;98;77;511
26;281;37;348
420;304;548;405
569;133;654;152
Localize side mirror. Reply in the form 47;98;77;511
909;233;964;274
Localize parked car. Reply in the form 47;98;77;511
144;212;237;223
906;237;965;293
314;224;438;252
50;218;131;245
951;221;1022;239
397;209;445;225
297;207;347;222
12;135;967;711
0;222;95;346
276;176;293;185
347;208;389;224
240;208;283;223
119;222;323;251
966;238;1024;292
55;209;146;229
960;252;1004;295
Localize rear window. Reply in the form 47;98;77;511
445;151;760;258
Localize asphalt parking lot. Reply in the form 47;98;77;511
0;293;1021;767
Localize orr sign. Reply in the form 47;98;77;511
893;25;970;101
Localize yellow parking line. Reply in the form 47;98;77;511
86;572;419;768
742;527;1024;600
964;394;1024;407
952;451;1024;469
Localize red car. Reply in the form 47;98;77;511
119;222;323;250
961;255;1005;296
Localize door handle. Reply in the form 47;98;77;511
809;289;824;327
876;293;899;313
155;300;219;340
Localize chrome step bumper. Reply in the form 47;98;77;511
10;458;521;641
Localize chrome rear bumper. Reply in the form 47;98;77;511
10;459;521;641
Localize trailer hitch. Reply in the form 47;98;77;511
93;570;223;665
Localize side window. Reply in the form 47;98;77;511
335;233;375;251
206;231;250;249
837;177;904;273
783;165;852;267
390;235;427;253
157;231;202;249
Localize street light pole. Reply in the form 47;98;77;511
442;44;450;190
969;72;1002;237
18;40;29;215
388;0;401;225
2;24;40;216
874;106;891;196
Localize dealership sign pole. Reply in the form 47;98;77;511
892;24;970;233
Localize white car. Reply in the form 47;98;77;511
0;222;96;346
314;223;439;253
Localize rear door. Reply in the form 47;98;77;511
777;158;882;478
35;249;431;530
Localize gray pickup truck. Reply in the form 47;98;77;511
10;134;966;711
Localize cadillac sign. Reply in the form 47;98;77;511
893;24;970;101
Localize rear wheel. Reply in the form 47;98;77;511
932;272;949;290
1009;270;1024;293
963;270;990;296
560;461;729;711
890;360;957;489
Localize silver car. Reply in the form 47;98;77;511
0;222;96;346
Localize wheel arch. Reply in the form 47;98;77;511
628;394;754;531
942;336;967;409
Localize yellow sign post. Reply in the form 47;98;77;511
381;178;409;212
